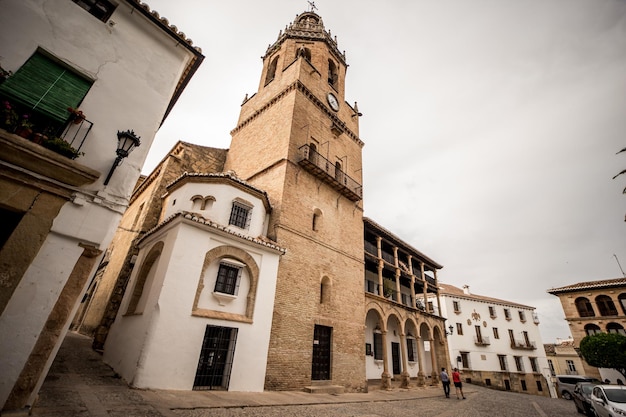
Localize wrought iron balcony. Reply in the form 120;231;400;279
510;340;537;350
298;145;362;201
474;336;491;346
364;241;378;256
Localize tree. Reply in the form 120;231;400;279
614;147;626;192
579;333;626;380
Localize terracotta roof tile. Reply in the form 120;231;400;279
547;277;626;294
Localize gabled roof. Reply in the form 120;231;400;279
547;277;626;294
438;283;534;310
138;211;285;254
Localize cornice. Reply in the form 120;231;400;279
231;80;363;147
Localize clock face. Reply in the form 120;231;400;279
327;92;339;111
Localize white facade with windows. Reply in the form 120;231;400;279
430;284;555;397
103;173;284;391
0;0;203;411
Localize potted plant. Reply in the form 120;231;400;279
42;137;83;159
2;100;18;131
67;107;86;124
15;114;34;139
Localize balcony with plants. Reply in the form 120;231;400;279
0;59;92;161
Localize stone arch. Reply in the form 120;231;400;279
619;293;626;315
192;245;260;322
596;294;618;316
126;241;164;314
265;55;279;85
575;297;595;317
584;323;602;336
312;207;323;231
607;322;625;335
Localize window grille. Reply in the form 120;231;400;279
406;338;416;362
72;0;117;21
228;201;252;229
193;325;237;390
214;262;242;295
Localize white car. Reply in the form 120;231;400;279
591;385;626;417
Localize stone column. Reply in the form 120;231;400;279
376;237;383;297
380;329;392;390
399;332;410;388
416;334;426;386
420;262;428;312
408;255;416;308
434;269;442;316
430;338;439;385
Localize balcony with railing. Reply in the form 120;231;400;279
510;340;537;350
297;145;362;201
364;240;378;257
1;99;92;160
474;336;491;346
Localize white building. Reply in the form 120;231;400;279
431;284;555;397
0;0;202;412
103;172;284;391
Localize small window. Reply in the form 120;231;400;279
596;295;618;316
536;381;543;391
456;323;463;335
514;356;524;372
493;327;499;339
72;0;117;22
296;46;311;61
585;323;602;336
229;200;252;229
328;59;338;88
214;262;242;296
312;208;322;231
265;55;279;85
566;359;576;373
485;378;491;386
504;308;511;320
406;338;416;362
488;306;496;318
453;301;461;313
373;332;383;360
460;352;469;369
518;311;526;322
548;359;555;376
498;355;507;371
575;297;595;317
521;380;527;391
529;357;539;373
320;276;330;304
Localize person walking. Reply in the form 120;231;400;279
452;367;465;399
440;367;450;398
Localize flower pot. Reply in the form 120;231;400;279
15;127;33;139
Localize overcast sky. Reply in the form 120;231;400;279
141;0;626;343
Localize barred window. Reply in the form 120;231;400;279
214;262;242;296
228;201;252;229
373;332;383;360
72;0;116;22
406;338;416;362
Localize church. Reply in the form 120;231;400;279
75;8;448;393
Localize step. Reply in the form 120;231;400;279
303;385;345;395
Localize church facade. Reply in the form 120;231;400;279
79;9;449;393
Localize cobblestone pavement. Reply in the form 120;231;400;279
29;333;579;417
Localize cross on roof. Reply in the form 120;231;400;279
307;1;317;12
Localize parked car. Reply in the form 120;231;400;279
556;375;602;400
574;381;601;416
591;385;626;417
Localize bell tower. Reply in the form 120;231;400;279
224;10;366;391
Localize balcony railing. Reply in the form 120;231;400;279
381;250;395;265
364;241;377;256
510;340;537;350
298;145;362;201
474;336;491;346
365;279;379;295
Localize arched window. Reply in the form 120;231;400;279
334;161;343;183
584;323;602;336
308;142;318;164
328;59;338;88
596;295;618;316
312;208;322;231
607;322;626;335
320;276;331;304
575;297;595;317
265;55;279;85
297;47;311;61
191;195;204;211
619;293;626;315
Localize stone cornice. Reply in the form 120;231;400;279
231;80;363;148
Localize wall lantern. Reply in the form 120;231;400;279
104;129;141;185
445;324;454;337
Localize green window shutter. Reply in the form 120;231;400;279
0;52;92;123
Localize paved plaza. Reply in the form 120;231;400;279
26;333;578;416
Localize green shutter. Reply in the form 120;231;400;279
0;52;92;123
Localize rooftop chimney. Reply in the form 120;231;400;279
462;285;470;295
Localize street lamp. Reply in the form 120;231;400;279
104;130;141;185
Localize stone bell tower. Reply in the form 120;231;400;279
224;10;366;391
